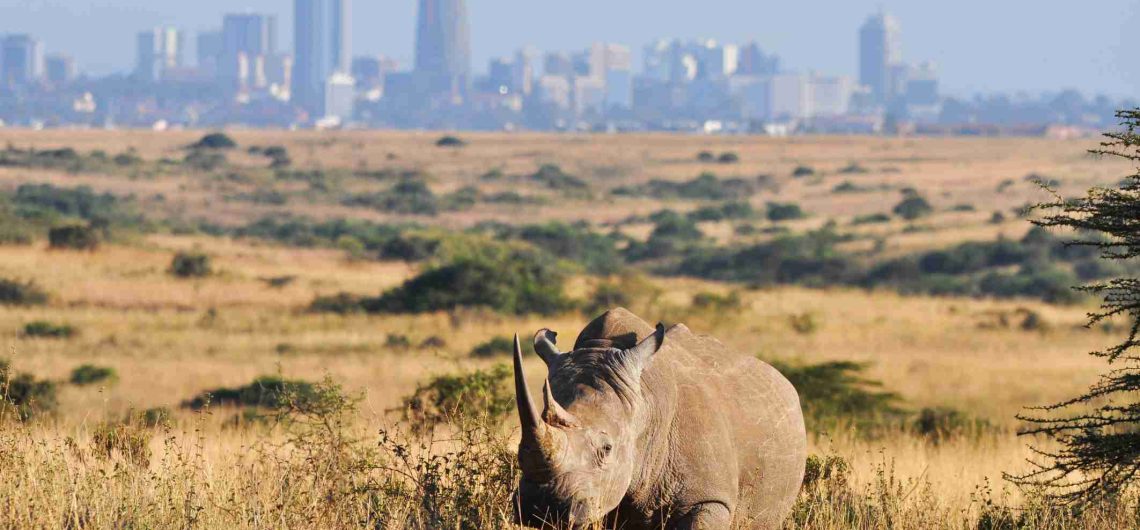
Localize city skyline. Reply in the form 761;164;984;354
0;1;1136;98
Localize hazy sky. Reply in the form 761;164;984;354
2;0;1137;97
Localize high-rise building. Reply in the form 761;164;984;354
197;30;224;77
220;13;277;90
1;35;43;87
135;27;184;82
414;0;471;101
293;0;351;118
738;42;780;76
44;54;76;86
859;11;901;104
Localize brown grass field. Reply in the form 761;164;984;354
0;130;1133;528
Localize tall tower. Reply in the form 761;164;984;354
414;0;471;101
0;35;43;87
858;11;901;104
135;27;184;82
220;13;277;90
293;0;352;118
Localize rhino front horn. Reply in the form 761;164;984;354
513;334;565;480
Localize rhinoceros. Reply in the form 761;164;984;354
511;308;806;529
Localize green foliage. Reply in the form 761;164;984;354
435;135;467;147
502;222;624;275
182;149;227;171
696;151;715;162
838;162;869;174
0;359;59;421
69;364;117;386
0;278;48;306
614;172;755;200
792;165;815;177
770;359;904;433
676;225;856;287
181;375;317;410
10;183;122;223
766;201;807;221
469;336;515;358
893;191;934;220
528;164;588;192
584;280;634;316
191;132;237;150
23;321;76;339
852;213;892;225
399;365;514;434
367;245;573;316
48;224;99;250
169;251;212;278
342;178;442;215
717;151;740;164
687;201;755;222
691;291;742;312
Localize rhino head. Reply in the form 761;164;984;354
511;323;666;528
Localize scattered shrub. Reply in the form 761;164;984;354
696;151;715;162
792;165;815;177
584;281;634;316
169;251;212;278
717;151;740;164
852;213;892;225
769;359;903;433
183;149;227;171
0;278;48;306
435;135;466;148
48;224;99;250
182;376;317;410
385;334;412;350
23;321;76;339
614;172;755;200
893;192;934;220
365;246;572;316
0;359;59;421
838;163;869;174
766;202;807;222
191;132;237;150
470;336;515;358
691;291;742;311
788;313;819;335
399;365;513;434
528;164;588;192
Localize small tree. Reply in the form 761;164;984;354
893;191;933;221
1008;109;1140;504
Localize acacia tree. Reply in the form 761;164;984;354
1008;109;1140;503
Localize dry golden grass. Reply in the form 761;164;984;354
0;131;1132;528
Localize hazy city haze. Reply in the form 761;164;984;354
2;0;1136;96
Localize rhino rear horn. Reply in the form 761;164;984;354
533;328;562;366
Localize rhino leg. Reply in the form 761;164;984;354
668;502;732;530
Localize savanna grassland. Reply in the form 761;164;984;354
0;130;1135;529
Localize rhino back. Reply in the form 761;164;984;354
658;324;806;528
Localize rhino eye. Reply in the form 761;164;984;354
602;443;613;456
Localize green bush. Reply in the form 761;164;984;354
0;278;48;306
182;375;317;410
893;192;933;220
584;281;634;316
717;152;740;164
766;202;807;221
183;149;227;171
852;213;891;225
691;291;742;311
48;224;99;250
366;246;572;316
470;336;515;358
769;359;904;432
23;321;76;339
169;251;212;278
792;165;815;177
696;151;715;162
614;172;755;200
191;132;237;150
529;164;588;192
342;178;441;215
687;201;755;222
399;365;513;434
0;359;58;421
435;135;466;147
308;292;367;314
69;364;116;385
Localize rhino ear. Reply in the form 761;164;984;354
625;323;665;374
533;328;562;367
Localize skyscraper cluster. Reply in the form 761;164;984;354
0;7;1126;134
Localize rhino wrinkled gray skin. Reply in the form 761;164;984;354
511;308;807;529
